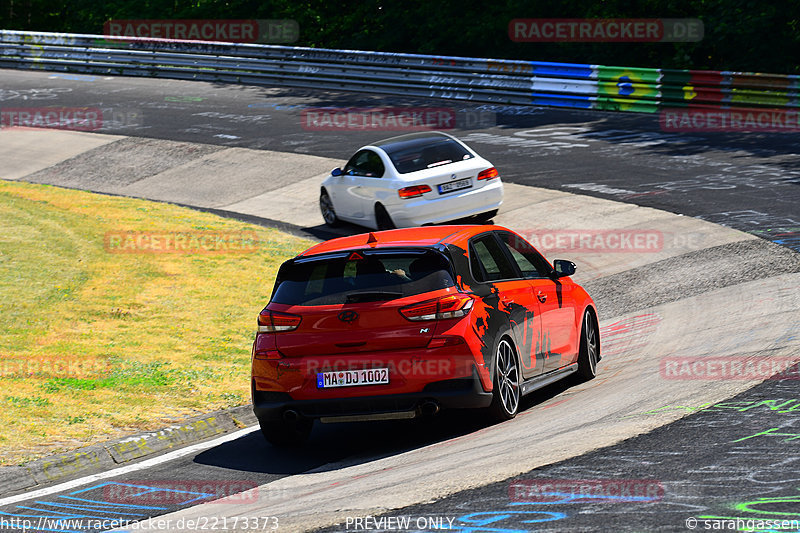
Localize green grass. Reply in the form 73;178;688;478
0;179;313;464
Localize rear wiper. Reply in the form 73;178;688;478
345;291;403;303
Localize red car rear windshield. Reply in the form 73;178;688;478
271;250;456;306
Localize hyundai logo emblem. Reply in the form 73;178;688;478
338;310;359;323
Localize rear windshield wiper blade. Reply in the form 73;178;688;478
345;291;403;303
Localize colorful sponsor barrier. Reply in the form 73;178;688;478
595;66;661;112
0;30;798;116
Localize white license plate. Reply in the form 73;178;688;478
438;178;472;194
317;368;390;388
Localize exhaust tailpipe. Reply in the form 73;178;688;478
420;401;440;416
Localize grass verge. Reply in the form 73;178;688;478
0;179;313;465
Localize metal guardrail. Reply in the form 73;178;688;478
1;30;799;113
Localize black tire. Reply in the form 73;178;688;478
475;209;499;223
375;203;396;230
487;336;521;421
319;190;342;227
259;417;313;447
576;310;600;381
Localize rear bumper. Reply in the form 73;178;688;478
252;366;492;422
389;179;504;227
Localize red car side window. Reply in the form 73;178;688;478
469;234;518;282
498;232;552;278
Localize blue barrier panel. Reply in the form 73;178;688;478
530;61;594;80
531;92;594;108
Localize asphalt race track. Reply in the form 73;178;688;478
1;69;799;252
1;69;799;532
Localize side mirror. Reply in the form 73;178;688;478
552;259;576;278
331;167;343;177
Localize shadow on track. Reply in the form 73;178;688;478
192;410;484;475
193;376;581;476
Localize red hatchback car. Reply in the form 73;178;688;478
251;225;599;445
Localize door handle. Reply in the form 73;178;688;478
537;291;547;303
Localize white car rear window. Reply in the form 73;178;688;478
384;139;474;174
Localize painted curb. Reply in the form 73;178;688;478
0;405;258;496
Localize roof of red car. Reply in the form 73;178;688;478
300;225;503;256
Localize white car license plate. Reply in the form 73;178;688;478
317;368;389;388
438;178;472;194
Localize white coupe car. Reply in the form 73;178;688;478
319;132;503;230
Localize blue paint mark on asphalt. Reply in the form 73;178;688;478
59;495;165;509
71;481;213;505
32;501;147;516
48;73;97;82
0;481;215;532
412;491;663;532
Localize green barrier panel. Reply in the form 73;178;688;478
660;70;726;107
595;66;660;112
659;70;720;107
660;70;692;107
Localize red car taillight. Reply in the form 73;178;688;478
477;167;499;180
257;310;302;333
398;185;432;199
399;294;474;321
254;349;282;360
